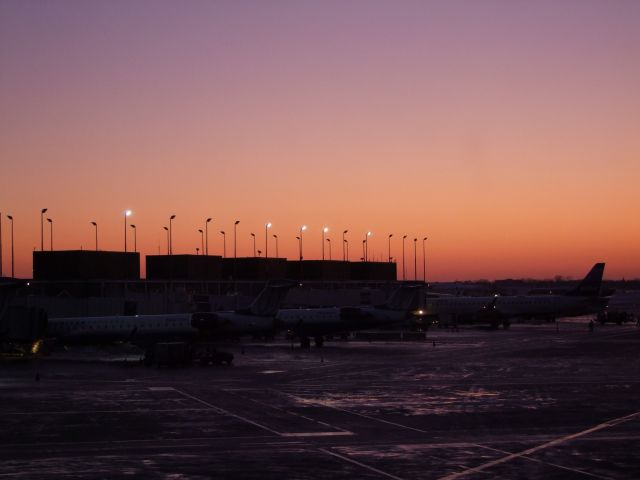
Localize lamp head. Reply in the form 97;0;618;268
235;220;240;225
323;227;329;233
47;218;52;223
206;218;212;223
301;225;307;231
125;210;132;217
170;214;175;220
91;221;97;226
266;222;272;228
41;208;47;214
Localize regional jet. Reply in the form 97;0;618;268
47;280;296;357
421;263;608;329
276;282;424;347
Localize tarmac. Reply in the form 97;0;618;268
1;321;639;479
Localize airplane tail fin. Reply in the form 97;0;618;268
567;263;605;297
245;280;298;316
385;283;424;311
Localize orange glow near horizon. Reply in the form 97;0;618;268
1;2;639;281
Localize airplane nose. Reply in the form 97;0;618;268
191;312;219;329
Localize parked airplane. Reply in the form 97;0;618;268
276;282;424;347
421;263;608;329
47;280;296;354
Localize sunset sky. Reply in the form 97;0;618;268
1;1;639;280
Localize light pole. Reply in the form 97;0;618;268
47;218;53;251
361;240;365;262
388;234;393;262
296;236;301;261
402;235;407;280
124;210;132;252
364;231;372;262
344;238;349;262
163;227;169;255
299;225;306;260
233;221;240;259
40;208;47;251
422;237;428;282
322;227;329;260
205;218;212;255
326;238;332;260
342;230;348;261
91;222;98;251
273;234;279;258
220;231;226;258
0;212;3;277
198;229;204;256
250;233;256;257
265;222;272;259
413;238;418;280
7;215;14;278
130;225;137;252
169;214;176;255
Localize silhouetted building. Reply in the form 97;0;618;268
33;250;140;280
287;261;396;281
287;260;350;281
221;257;288;280
350;262;396;281
146;255;223;280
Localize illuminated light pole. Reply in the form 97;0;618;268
364;231;372;262
198;229;204;256
342;230;348;261
423;236;428;283
250;232;256;257
273;234;279;258
326;238;332;260
413;238;418;281
124;210;132;252
7;215;14;278
299;225;307;260
91;222;98;251
233;221;240;259
220;231;226;258
130;225;137;253
402;235;407;280
40;208;47;251
46;218;53;251
322;227;329;260
163;227;169;255
205;218;212;255
168;214;176;255
263;222;272;259
388;234;393;263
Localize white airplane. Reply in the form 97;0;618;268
421;263;608;329
47;280;296;346
275;283;424;347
